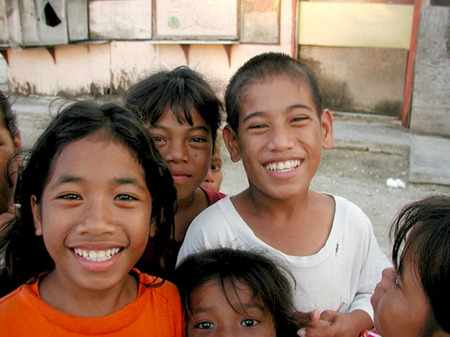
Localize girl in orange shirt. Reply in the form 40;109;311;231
0;101;184;336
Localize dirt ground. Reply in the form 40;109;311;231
220;145;450;257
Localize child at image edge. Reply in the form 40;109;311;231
124;66;226;278
0;91;21;229
175;248;299;336
367;195;450;337
177;52;390;337
0;101;184;336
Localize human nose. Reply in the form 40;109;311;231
213;326;242;337
78;197;115;235
204;169;214;183
267;124;294;151
379;267;395;291
164;139;188;163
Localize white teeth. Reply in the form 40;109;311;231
74;248;121;262
266;160;300;172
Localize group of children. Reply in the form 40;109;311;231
0;52;448;337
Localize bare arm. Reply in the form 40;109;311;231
297;309;373;337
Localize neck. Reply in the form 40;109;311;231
38;270;138;317
174;187;208;241
244;187;312;216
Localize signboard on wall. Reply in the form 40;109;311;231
89;0;152;40
153;0;239;40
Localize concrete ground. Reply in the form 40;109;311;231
4;91;450;258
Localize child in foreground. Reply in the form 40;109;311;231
174;247;299;336
369;195;450;337
124;66;226;276
178;52;390;336
0;101;183;336
0;91;21;229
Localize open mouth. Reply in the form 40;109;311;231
73;248;122;262
265;160;300;172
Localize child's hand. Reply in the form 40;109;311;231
297;309;372;337
292;309;321;328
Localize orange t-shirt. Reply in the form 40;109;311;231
0;269;184;336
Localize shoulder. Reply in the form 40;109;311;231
187;196;239;238
331;196;389;263
137;271;181;301
0;283;37;325
137;271;178;291
333;195;372;227
199;186;227;205
0;285;23;306
177;197;242;265
191;196;233;226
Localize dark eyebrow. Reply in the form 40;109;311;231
55;175;81;185
288;104;314;112
189;125;211;133
242;111;266;124
52;175;147;191
190;302;265;316
150;124;210;133
114;177;147;191
242;104;314;124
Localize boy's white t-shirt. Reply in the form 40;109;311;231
177;195;391;317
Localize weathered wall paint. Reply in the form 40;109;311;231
298;2;414;49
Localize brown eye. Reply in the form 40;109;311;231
211;164;221;171
115;194;137;201
241;318;258;327
196;321;214;329
151;135;165;142
58;193;80;200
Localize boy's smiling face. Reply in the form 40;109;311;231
224;75;333;201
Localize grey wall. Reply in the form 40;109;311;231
410;5;450;136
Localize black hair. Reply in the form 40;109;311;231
123;66;223;148
0;91;19;140
0;101;177;295
225;52;323;132
390;195;450;336
174;248;298;336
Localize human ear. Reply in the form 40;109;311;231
31;195;43;236
222;125;241;163
320;109;334;149
149;217;156;238
13;134;22;151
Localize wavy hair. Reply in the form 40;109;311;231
0;101;176;295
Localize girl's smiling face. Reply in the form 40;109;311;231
187;279;276;337
31;134;152;296
371;257;430;337
148;109;212;203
